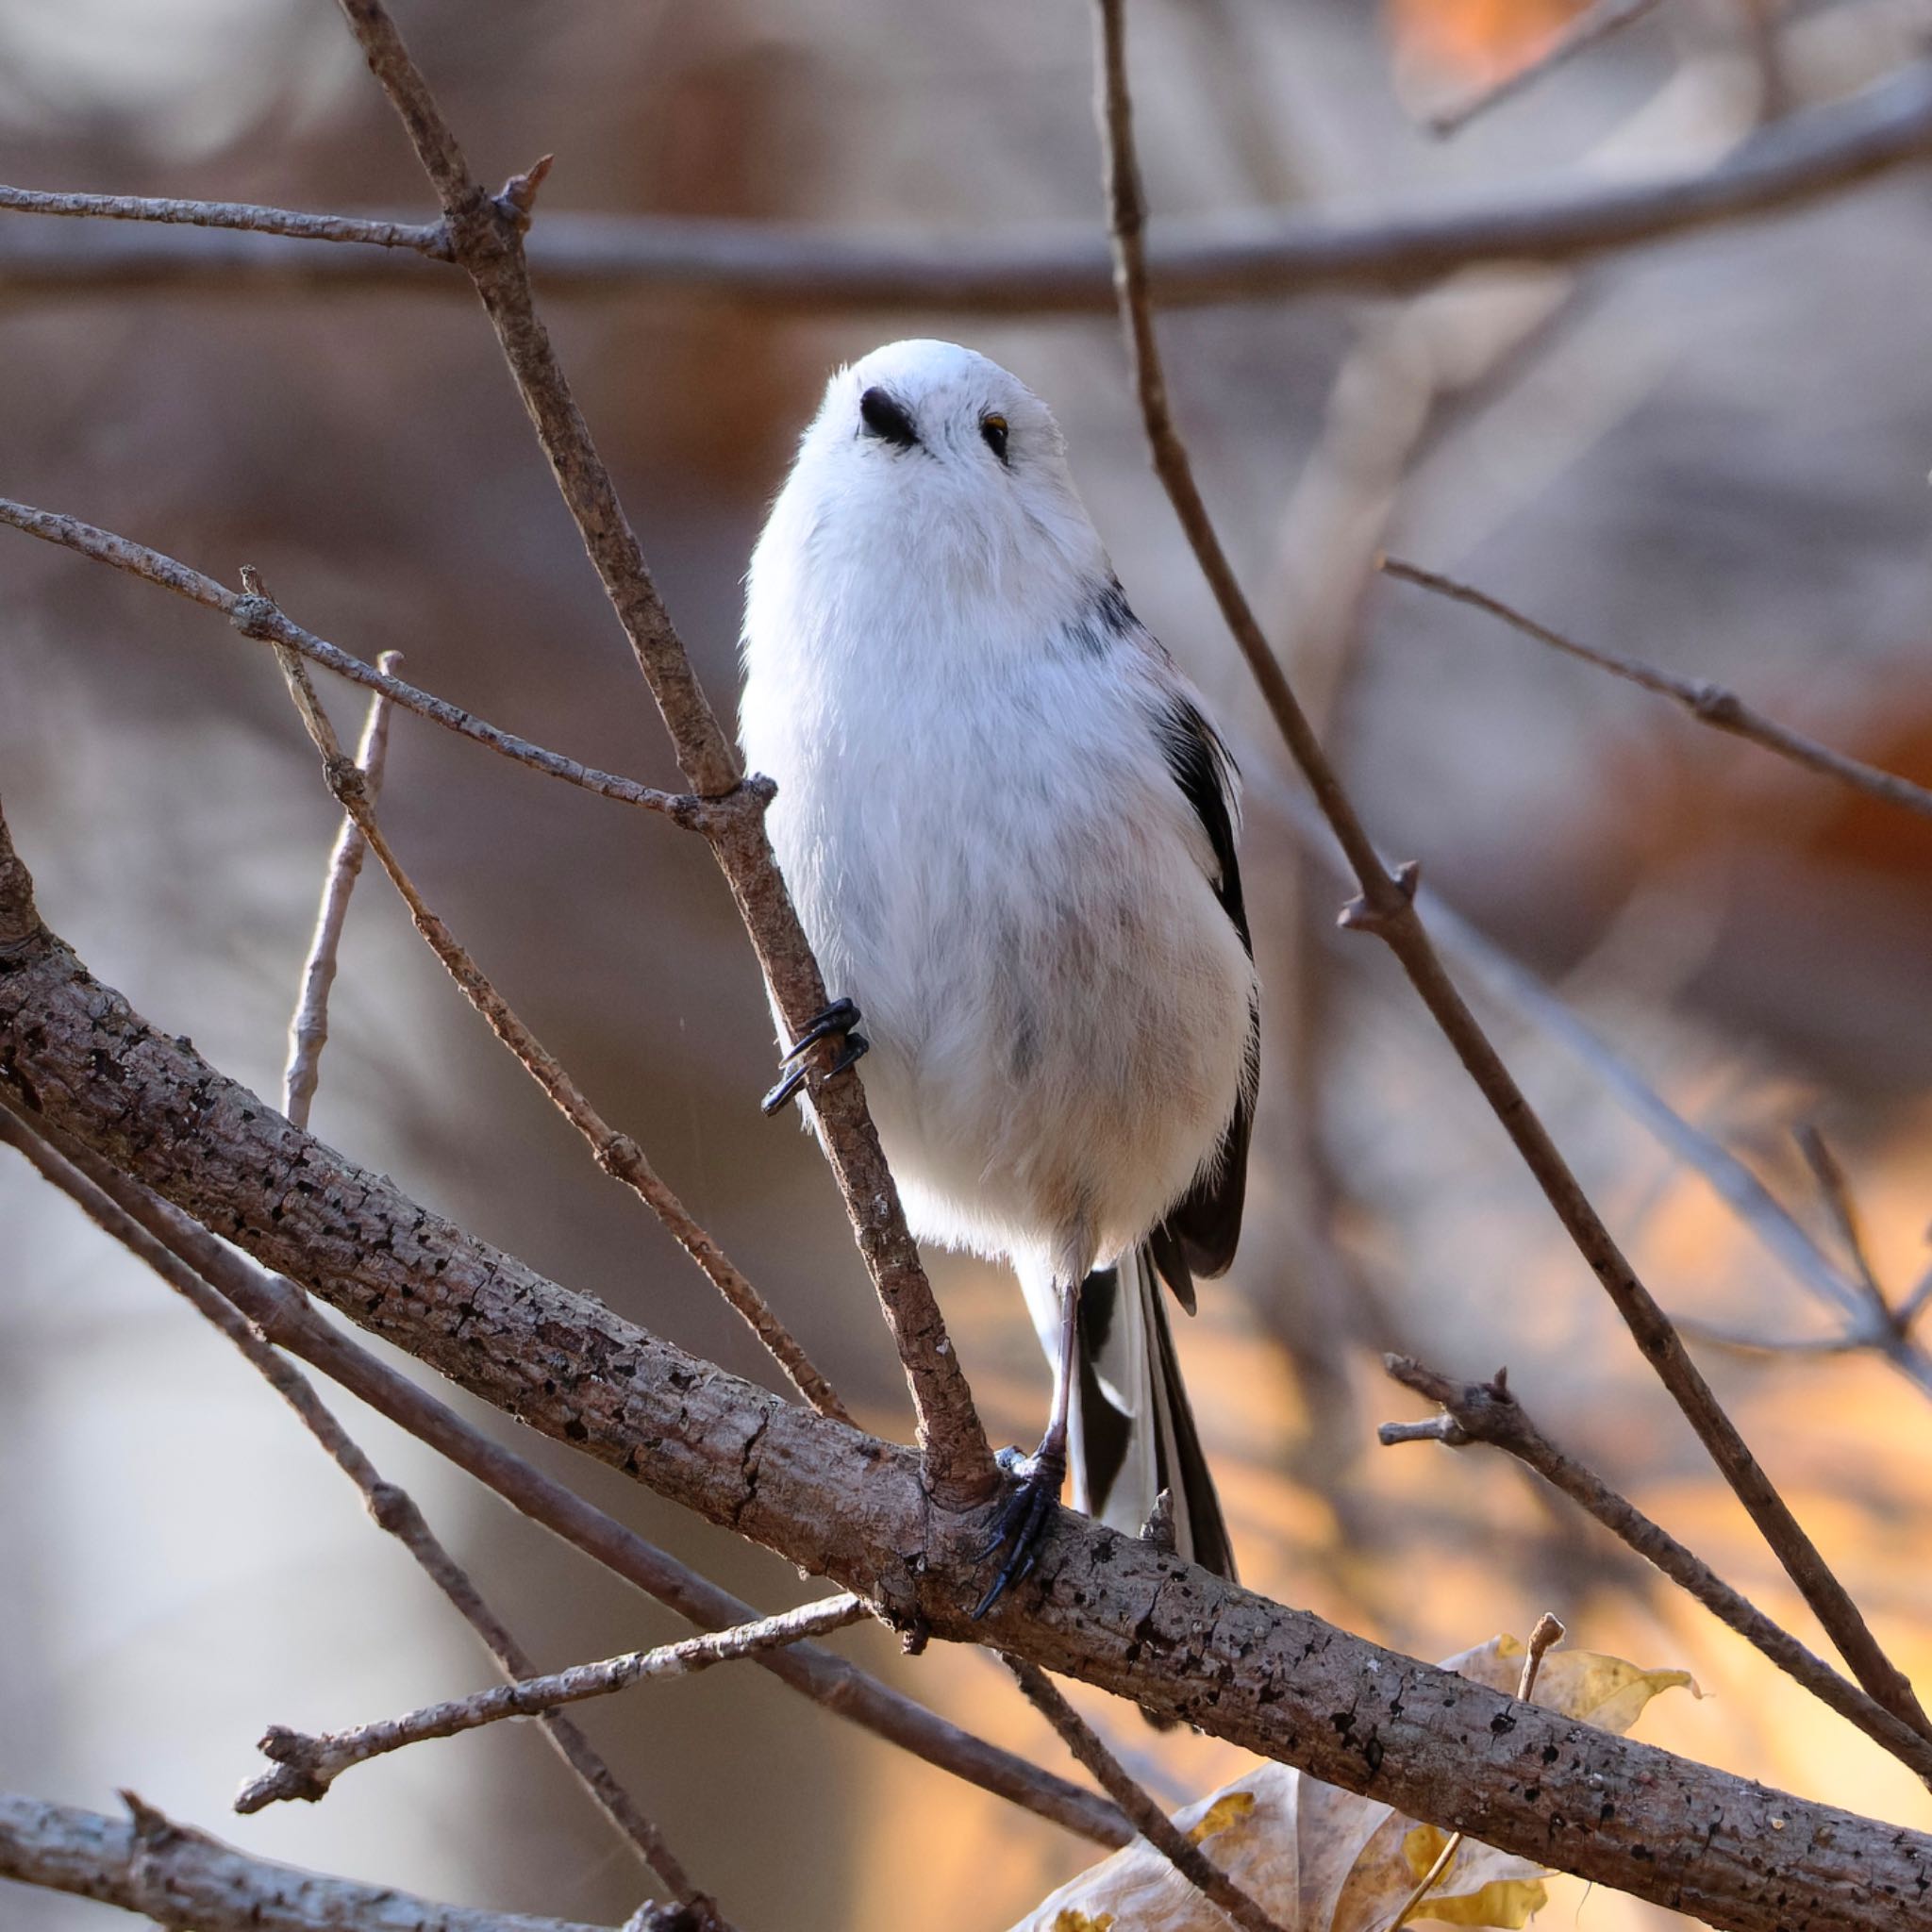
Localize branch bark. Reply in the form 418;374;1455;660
4;1112;1126;1849
240;1596;870;1813
5;60;1932;309
0;1791;616;1932
3;821;1926;1932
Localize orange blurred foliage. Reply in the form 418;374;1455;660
1386;0;1588;87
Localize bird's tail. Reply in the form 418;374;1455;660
1069;1243;1236;1579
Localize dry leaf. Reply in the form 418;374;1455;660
1010;1634;1696;1932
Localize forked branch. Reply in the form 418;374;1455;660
1090;0;1928;1747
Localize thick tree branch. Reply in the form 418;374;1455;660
6;62;1932;308
1378;1355;1932;1782
6;1114;1127;1849
2;827;1926;1931
1383;558;1932;824
1091;0;1929;1744
240;1597;870;1813
332;0;995;1513
0;1791;616;1932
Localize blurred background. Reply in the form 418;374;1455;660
3;0;1932;1926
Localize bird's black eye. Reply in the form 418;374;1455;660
859;386;919;449
980;413;1010;465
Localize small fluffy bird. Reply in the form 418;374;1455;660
741;339;1257;1611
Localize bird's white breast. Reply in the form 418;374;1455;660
741;493;1254;1281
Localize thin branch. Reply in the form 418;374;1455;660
0;497;708;823
329;0;994;1512
1386;1614;1565;1931
5;846;1927;1932
7;62;1932;308
283;652;400;1128
1422;0;1674;138
1378;1355;1932;1783
0;1103;724;1924
0;1790;617;1932
1004;1659;1291;1932
1793;1123;1894;1326
241;1597;871;1813
0;182;444;252
1674;1317;1877;1357
1263;771;1932;1391
1;1110;1128;1852
1382;558;1932;824
258;600;850;1423
1091;0;1929;1743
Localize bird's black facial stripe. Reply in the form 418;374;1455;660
858;386;920;450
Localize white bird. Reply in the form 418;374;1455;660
741;339;1257;1612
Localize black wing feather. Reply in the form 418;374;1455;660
1153;696;1258;1305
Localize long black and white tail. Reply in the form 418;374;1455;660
1069;1242;1236;1580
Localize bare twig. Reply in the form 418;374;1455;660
1;1108;1128;1852
242;1596;870;1813
283;652;400;1128
0;183;444;251
1091;0;1929;1742
0;498;707;822
0;1102;724;1922
0;1790;618;1932
1793;1124;1894;1326
1378;1356;1932;1782
330;0;995;1512
258;601;850;1423
1004;1659;1291;1932
7;63;1932;308
1382;558;1932;824
1422;0;1673;138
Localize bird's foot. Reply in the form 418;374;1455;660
761;997;869;1115
970;1441;1067;1619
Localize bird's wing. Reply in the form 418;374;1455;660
1150;694;1258;1307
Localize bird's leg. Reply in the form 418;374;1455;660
972;1273;1078;1618
760;997;869;1115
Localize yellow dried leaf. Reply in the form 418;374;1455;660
1190;1791;1257;1844
1010;1633;1693;1932
1397;1827;1548;1927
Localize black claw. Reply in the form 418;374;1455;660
761;999;868;1115
970;1443;1067;1619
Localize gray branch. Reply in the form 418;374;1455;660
0;1791;618;1932
0;62;1929;310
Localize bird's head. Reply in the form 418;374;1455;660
764;340;1109;618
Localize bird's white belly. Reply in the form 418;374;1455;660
766;722;1252;1279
